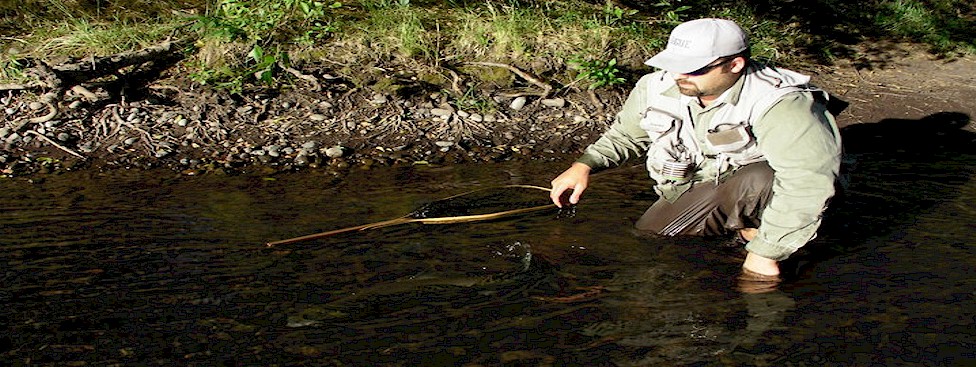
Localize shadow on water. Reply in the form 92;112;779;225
770;111;976;365
792;111;976;270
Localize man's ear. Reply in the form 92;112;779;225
730;56;748;73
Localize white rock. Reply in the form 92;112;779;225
541;98;566;108
509;97;527;111
325;146;344;158
430;108;453;118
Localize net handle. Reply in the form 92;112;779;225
266;185;553;247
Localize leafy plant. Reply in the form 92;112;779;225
0;56;25;82
187;0;343;89
248;44;286;85
572;57;626;90
602;1;637;26
652;0;692;26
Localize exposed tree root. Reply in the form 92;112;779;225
25;130;85;159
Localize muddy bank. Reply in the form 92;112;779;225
0;60;624;177
1;43;974;177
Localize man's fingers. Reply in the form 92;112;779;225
549;185;568;207
569;184;584;204
550;189;564;207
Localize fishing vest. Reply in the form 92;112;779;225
638;64;827;188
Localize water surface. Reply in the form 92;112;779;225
2;143;974;366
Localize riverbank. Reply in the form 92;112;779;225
1;42;974;178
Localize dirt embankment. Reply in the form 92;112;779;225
1;42;973;177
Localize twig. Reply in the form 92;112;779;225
0;83;28;91
465;61;552;97
25;130;85;159
70;85;99;102
445;68;463;96
279;62;321;91
586;89;604;115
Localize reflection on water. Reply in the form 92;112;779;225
2;120;975;365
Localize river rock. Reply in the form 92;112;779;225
509;97;527;111
430;107;453;118
325;146;344;158
541;98;565;108
371;94;389;104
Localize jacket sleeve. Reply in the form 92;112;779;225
576;75;654;169
745;92;842;260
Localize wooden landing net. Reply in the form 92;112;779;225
266;185;556;247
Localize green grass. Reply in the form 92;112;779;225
876;0;976;54
1;0;973;89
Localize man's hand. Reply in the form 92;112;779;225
550;162;592;207
742;251;780;276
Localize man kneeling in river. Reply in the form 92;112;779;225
549;18;842;282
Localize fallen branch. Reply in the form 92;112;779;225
50;40;178;86
464;61;552;97
10;39;186;104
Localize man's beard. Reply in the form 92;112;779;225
676;81;703;97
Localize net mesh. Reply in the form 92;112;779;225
407;185;552;219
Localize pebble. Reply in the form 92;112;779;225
309;114;327;122
434;141;454;148
28;102;45;110
430;107;453;118
301;141;318;150
469;113;483;122
509;97;527;111
325;146;344;158
124;137;139;146
69;100;84;109
457;110;470;118
4;108;15;115
266;145;281;157
371;94;389;104
541;98;565;108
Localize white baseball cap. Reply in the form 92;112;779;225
645;18;749;74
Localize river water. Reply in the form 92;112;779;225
2;121;975;365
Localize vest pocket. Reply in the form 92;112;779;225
706;122;754;152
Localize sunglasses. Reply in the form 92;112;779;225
685;57;734;76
